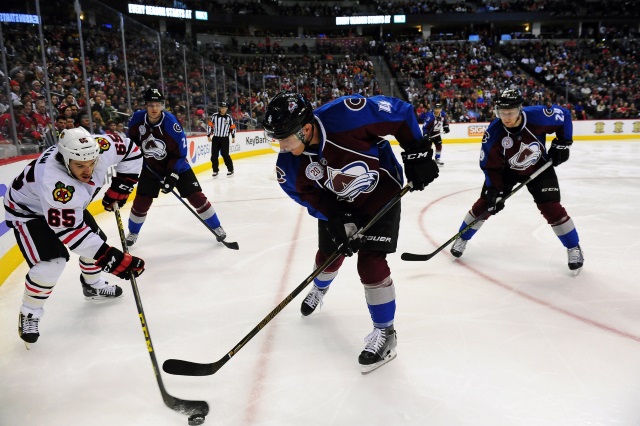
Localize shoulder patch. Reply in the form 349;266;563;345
173;123;182;133
52;181;75;204
95;137;111;153
344;98;366;111
543;107;554;117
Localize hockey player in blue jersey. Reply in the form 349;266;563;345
263;91;439;373
125;86;227;246
450;89;584;275
419;102;449;165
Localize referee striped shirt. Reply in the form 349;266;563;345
207;113;236;138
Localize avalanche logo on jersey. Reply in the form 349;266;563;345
508;141;543;170
344;98;366;111
140;134;167;160
324;161;379;202
95;137;111;153
275;166;286;184
52;181;75;204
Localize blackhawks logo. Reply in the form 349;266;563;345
52;181;75;204
95;137;111;152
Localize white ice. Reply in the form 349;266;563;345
1;141;639;426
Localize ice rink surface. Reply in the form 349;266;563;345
1;141;639;426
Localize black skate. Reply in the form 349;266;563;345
19;308;43;349
81;275;123;301
300;285;329;316
567;245;584;276
359;326;397;374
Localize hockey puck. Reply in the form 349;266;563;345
188;414;205;425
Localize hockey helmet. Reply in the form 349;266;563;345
144;86;165;102
263;92;314;140
495;89;524;110
434;103;442;109
57;127;100;172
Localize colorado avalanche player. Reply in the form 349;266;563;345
4;127;145;346
263;92;439;373
450;89;584;275
419;102;450;165
125;86;227;246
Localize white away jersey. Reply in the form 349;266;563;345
4;133;142;259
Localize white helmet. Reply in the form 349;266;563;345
57;127;100;173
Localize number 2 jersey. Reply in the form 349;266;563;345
275;95;424;222
4;133;143;259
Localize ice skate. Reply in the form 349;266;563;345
567;245;584;276
300;285;329;316
125;232;138;246
450;237;468;258
81;275;123;300
213;226;227;242
19;307;43;349
359;326;397;374
435;158;444;166
227;170;234;177
212;172;219;178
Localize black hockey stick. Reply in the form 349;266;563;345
113;206;209;417
169;189;240;250
144;165;239;250
401;160;553;261
162;185;411;376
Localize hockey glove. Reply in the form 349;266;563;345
161;172;179;194
483;187;505;214
326;212;362;257
548;138;572;166
401;145;439;191
102;175;138;211
95;246;145;279
443;124;450;134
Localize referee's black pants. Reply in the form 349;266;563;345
210;136;234;173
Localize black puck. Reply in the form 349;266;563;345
188;414;205;425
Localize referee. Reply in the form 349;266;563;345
207;102;236;177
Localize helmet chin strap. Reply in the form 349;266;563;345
294;121;315;150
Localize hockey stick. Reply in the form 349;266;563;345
162;185;411;376
113;206;210;417
144;165;239;250
169;189;240;250
401;160;553;261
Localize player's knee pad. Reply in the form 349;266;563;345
315;250;345;274
357;251;391;286
29;258;66;286
131;195;154;217
536;201;568;225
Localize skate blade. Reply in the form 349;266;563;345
24;341;31;350
572;267;583;277
360;350;397;375
83;295;123;302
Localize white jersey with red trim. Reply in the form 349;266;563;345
4;133;142;259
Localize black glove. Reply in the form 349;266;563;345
483;187;505;214
548;138;571;166
95;246;145;279
401;145;439;191
161;172;179;194
102;175;138;211
443;125;450;134
325;212;362;257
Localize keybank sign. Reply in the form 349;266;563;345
245;136;268;146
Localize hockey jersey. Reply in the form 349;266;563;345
275;95;424;222
4;133;142;259
480;104;573;190
420;110;449;139
127;110;190;177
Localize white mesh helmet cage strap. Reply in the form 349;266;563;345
58;128;100;173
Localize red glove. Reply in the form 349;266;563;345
102;175;138;211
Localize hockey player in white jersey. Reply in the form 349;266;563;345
4;127;145;346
